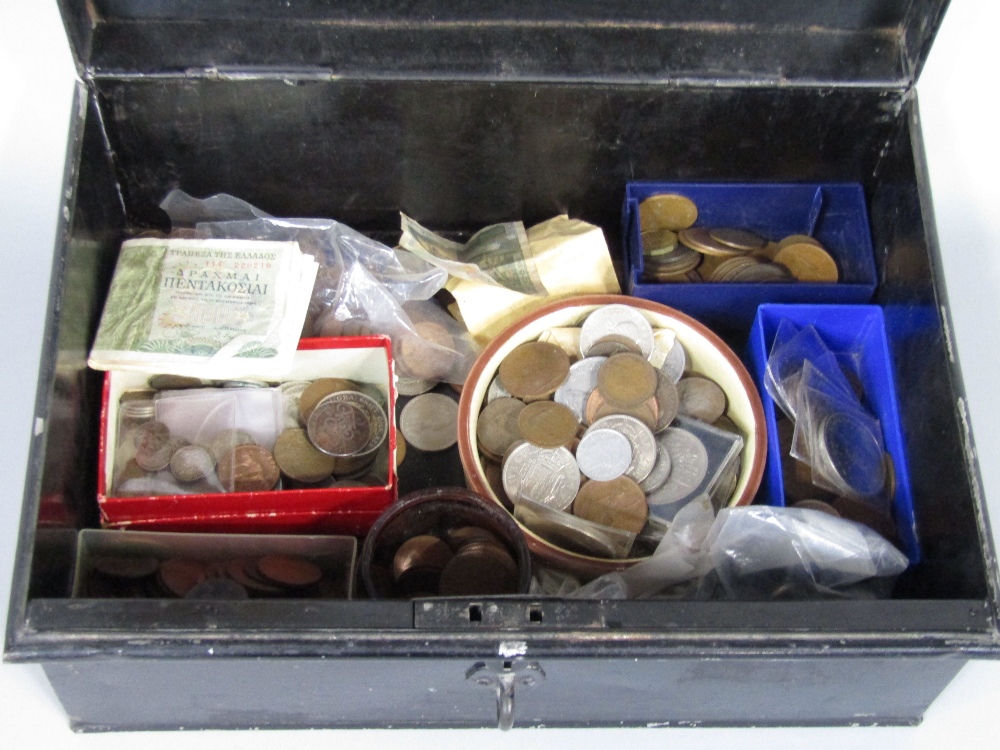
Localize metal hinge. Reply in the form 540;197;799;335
466;659;545;731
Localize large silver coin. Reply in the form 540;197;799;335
660;337;688;384
579;304;654;359
639;442;673;494
817;411;886;498
576;428;632;481
587;414;656;483
647;427;709;506
502;443;580;511
554;356;607;421
399;393;459;452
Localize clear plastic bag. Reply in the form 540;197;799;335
765;323;857;420
160;190;478;384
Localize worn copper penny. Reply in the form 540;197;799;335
392;535;454;580
437;542;520;596
307;391;387;457
477;397;526;460
395;433;407;467
273;427;337;483
638;194;698;232
400;393;459;452
597;353;659;409
224;557;284;594
772;241;839;282
676;376;728;423
572;476;649;534
298;378;358;423
217;445;280;493
498;341;570;401
257;555;323;587
398;320;458;380
517;401;579;449
157;558;208;597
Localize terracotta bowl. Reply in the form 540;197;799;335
457;294;766;578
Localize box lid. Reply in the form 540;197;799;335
60;0;949;87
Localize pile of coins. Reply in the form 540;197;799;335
80;552;345;599
389;525;520;598
637;193;839;284
113;374;390;496
476;304;744;557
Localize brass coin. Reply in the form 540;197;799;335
392;535;454;580
641;228;678;257
477;397;526;460
709;255;759;282
638;194;698;232
307;391;387;457
497;341;570;401
397;321;458;380
772;241;839;282
273;427;337;483
298;378;358;423
597;353;659;409
676;376;728;423
777;234;824;250
437;543;520;596
730;260;792;282
169;445;216;483
679;227;749;257
517;401;579;449
643;244;702;279
883;452;897;501
395;433;407;468
217;445;280;493
257;554;323;587
572;476;648;534
709;227;767;252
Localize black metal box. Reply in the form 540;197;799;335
5;0;1000;732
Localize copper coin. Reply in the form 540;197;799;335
445;526;503;551
517;401;579;449
257;555;323;587
676;376;728;423
641;228;678;257
572;476;649;534
91;555;160;579
169;445;216;483
477;397;527;460
589;390;659;432
307;391;387;457
133;421;173;471
273;427;337;483
157;558;208;597
217;445;280;493
597;353;659;409
437;543;520;596
206;428;256;463
483;459;514;512
772;241;839;282
638;194;698;232
498;341;571;401
709;227;767;252
397;320;459;381
679;227;749;257
298;378;358;423
586;334;643;357
652;370;679;433
792;499;841;517
226;558;285;594
392;535;454;580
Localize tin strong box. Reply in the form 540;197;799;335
5;0;1000;733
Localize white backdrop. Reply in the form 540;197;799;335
1;1;999;748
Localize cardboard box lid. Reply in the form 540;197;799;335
59;0;948;87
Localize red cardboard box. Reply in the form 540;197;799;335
97;336;397;534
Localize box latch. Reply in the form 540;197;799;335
466;659;545;731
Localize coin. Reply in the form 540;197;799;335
793;499;841;517
217;445;280;493
395;433;407;467
817;411;886;498
169;445;216;483
586;389;659;432
445;526;502;551
638;194;698;232
226;558;285;595
273;427;337;483
90;555;160;579
585;334;643;357
438;542;520;596
641;228;679;257
587;414;657;484
647;427;709;506
308;390;387;457
579;304;654;360
638;443;672;494
257;555;323;587
572;476;648;534
642;244;703;279
502;443;580;510
498;341;570;401
397;321;458;380
659;337;687;383
222;378;270;389
279;380;312;428
653;370;680;433
679;227;749;257
396;375;437;397
298;378;358;423
554;356;606;421
576;428;632;481
709;227;767;252
486;374;513;403
483;459;514;512
157;558;208;597
777;234;824;250
517;401;579;449
392;535;454;580
772;241;839;282
185;578;249;600
399;392;459;452
133;421;173;472
597;353;659;409
477;397;526;460
676;376;728;423
148;374;207;390
206;428;256;463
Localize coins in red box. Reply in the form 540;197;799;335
217;444;280;493
307;391;387;457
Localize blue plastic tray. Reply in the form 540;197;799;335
623;182;878;330
747;304;919;563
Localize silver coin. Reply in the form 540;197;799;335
221;378;270;389
396;375;437;397
575;428;632;481
817;411;886;498
639;442;673;494
399;393;459;452
279;380;312;428
486;374;513;404
660;337;688;384
579;304;654;359
587;414;657;483
502;443;580;511
169;445;216;483
647;427;709;506
553;356;607;421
